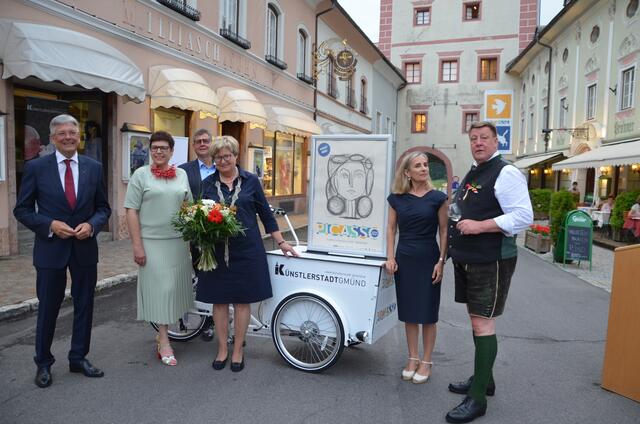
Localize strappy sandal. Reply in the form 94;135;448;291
412;360;433;384
401;357;420;381
156;336;177;366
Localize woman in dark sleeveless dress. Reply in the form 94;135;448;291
384;151;448;384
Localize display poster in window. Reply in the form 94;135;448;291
307;135;393;257
483;90;513;154
122;131;151;181
24;97;69;160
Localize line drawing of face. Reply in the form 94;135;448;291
326;154;374;219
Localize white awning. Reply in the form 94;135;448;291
0;19;145;102
217;87;267;128
148;66;219;117
512;152;564;170
552;139;640;170
264;105;321;136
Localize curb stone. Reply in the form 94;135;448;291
0;272;137;322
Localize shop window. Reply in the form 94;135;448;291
412;112;427;133
586;83;597;120
479;57;498;81
153;107;188;136
439;59;459;83
404;62;421;84
415;7;431;25
262;132;304;196
620;66;636;111
463;2;481;21
463;111;479;133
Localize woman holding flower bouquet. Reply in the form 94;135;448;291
197;135;298;372
124;131;193;367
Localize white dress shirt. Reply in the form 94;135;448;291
473;151;533;236
56;150;79;197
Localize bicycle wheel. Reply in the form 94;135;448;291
149;274;208;341
271;293;345;372
149;312;208;341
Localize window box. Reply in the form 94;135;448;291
266;55;287;70
525;230;552;254
220;28;251;49
297;73;314;85
157;0;201;21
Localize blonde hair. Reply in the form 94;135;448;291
391;151;433;194
209;135;239;158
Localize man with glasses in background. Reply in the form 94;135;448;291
179;128;216;341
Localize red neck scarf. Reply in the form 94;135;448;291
150;165;177;179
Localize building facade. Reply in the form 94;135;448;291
0;0;404;257
380;0;538;191
508;0;640;203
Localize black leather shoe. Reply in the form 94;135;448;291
69;359;104;378
445;396;487;423
448;376;495;396
35;366;52;388
212;357;227;370
230;358;245;372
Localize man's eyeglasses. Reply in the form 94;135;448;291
150;145;170;152
194;138;211;145
214;154;234;163
54;130;79;138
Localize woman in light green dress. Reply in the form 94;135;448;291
124;131;192;366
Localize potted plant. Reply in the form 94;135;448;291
610;190;640;241
525;224;552;253
529;188;552;220
549;190;576;262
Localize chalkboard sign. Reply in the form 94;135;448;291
562;210;593;270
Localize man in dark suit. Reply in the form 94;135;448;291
14;114;111;388
179;128;216;340
179;128;215;199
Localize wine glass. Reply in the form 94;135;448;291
448;202;462;222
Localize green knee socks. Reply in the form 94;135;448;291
469;334;497;405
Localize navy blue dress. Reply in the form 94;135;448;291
196;167;278;304
387;190;447;324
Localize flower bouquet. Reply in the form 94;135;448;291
172;199;245;271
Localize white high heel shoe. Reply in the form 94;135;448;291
412;360;433;384
401;357;420;381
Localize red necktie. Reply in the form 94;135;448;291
64;159;76;209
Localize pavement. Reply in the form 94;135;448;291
0;213;310;320
0;214;626;320
1;241;638;423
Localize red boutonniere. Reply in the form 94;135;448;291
150;165;177;179
462;182;482;200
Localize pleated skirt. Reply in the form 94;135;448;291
137;237;193;324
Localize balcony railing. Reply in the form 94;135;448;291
347;89;357;109
297;73;314;85
219;28;251;50
360;95;369;114
157;0;201;21
265;55;288;70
